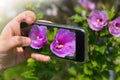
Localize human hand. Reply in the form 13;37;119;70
0;11;50;72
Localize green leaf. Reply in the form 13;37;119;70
99;26;110;38
3;63;27;80
84;65;93;75
47;29;53;42
36;13;44;20
78;74;90;80
114;37;120;43
108;6;115;20
21;70;39;80
70;14;83;23
68;67;77;76
69;77;75;80
115;64;120;73
102;5;115;20
53;28;58;36
83;22;89;28
117;77;120;80
95;45;106;54
74;7;83;14
27;58;35;63
91;61;98;67
27;58;36;67
102;5;108;11
101;64;107;72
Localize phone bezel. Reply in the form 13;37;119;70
21;21;87;62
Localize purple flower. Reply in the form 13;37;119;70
78;0;95;10
29;25;47;49
87;10;108;31
50;29;75;58
109;17;120;37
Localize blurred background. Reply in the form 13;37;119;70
1;0;119;32
1;0;120;80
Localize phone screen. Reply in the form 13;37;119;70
21;21;87;62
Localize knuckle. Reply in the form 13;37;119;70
14;36;23;45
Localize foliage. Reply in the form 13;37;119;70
70;3;120;80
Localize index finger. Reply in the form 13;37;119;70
1;11;36;37
14;10;36;24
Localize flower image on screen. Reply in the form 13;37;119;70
29;24;76;59
50;29;75;58
29;25;47;49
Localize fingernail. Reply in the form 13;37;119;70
46;56;50;58
46;56;50;60
27;17;34;23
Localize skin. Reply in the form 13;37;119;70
0;11;50;72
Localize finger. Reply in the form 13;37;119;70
15;49;31;64
5;36;31;50
31;53;50;62
12;11;36;35
1;11;36;37
10;36;31;47
13;10;36;24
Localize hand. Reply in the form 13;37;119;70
0;11;50;72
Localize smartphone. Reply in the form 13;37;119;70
20;20;87;62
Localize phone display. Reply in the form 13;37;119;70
20;21;87;62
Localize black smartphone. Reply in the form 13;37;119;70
20;20;87;62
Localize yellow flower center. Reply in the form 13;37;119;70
97;19;102;24
36;36;40;40
36;35;42;40
115;23;120;30
56;44;63;49
116;26;119;30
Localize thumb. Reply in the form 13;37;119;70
7;36;31;49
